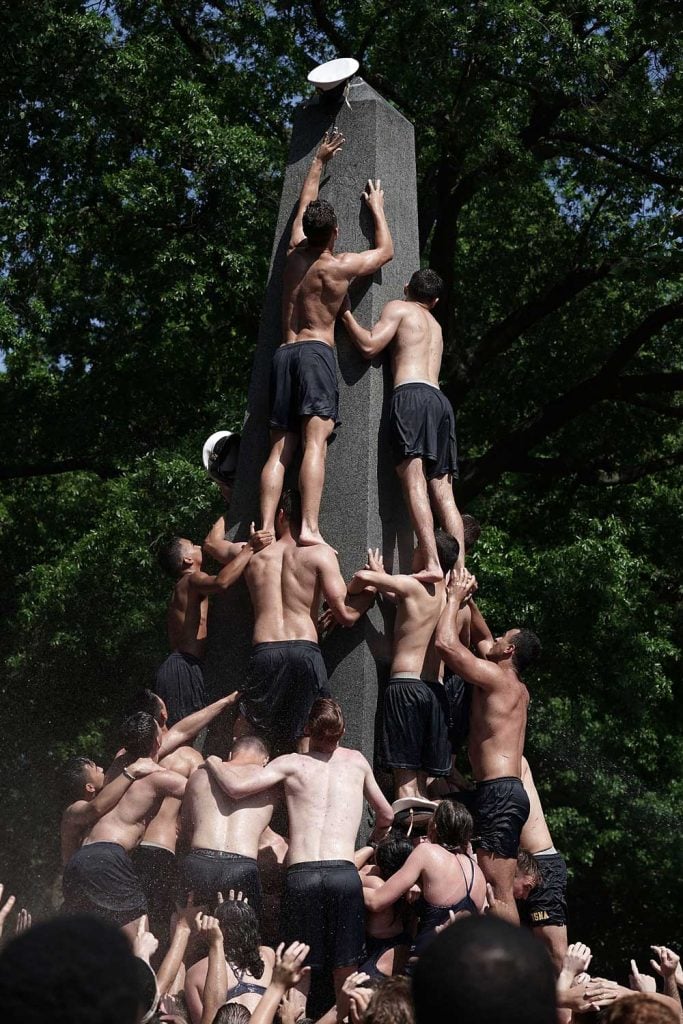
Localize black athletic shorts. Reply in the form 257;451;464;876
179;849;262;917
131;844;178;944
390;383;458;479
154;651;206;727
240;641;330;749
282;860;365;970
382;677;451;776
472;777;530;860
444;672;472;747
269;340;340;435
519;852;568;928
62;842;147;928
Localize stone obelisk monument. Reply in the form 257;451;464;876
204;78;418;784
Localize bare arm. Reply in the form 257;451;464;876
363;761;394;830
337;180;393;278
199;917;228;1024
159;692;240;757
341;300;403;360
189;540;255;595
319;548;375;627
153;769;188;800
435;574;503;690
289;131;345;251
203;516;242;564
350;568;418;600
204;755;291;799
363;847;424;913
469;600;494;657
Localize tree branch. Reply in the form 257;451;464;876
0;460;122;482
545;132;683;188
478;450;683;486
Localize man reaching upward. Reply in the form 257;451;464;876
436;569;541;925
260;130;394;547
341;269;463;580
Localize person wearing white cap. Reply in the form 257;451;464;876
259;129;394;549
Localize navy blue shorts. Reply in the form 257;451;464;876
382;677;451;776
472;777;530;859
269;341;340;435
282;861;365;970
390;383;457;479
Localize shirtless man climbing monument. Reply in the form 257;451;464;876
260;129;394;547
350;529;460;800
206;489;376;752
204;697;394;1012
435;568;541;925
341;269;464;581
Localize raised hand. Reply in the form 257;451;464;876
272;940;311;989
195;912;223;945
650;945;681;982
349;985;374;1024
562;942;593;979
362;179;384;213
366;548;384;573
279;988;305;1024
447;567;477;606
0;885;16;938
174;891;199;931
584;978;619;1009
630;959;657;993
133;915;159;963
14;908;31;935
249;522;273;552
316;129;345;163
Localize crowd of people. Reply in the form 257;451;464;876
0;130;680;1024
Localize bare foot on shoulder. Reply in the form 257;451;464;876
413;566;444;584
298;527;338;553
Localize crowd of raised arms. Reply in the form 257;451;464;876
0;132;679;1024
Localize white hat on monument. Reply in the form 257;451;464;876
308;57;359;92
202;430;241;483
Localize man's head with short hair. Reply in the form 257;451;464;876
124;689;166;727
406;268;443;306
412;915;556;1024
302;199;338;247
513;849;542;901
462;514;481;554
434;528;460;575
600;996;679;1024
157;536;200;578
488;628;541;674
277;489;302;533
213;1004;252;1024
306;697;345;747
365;977;415;1024
120;712;161;759
62;756;104;802
229;735;270;766
430;799;473;851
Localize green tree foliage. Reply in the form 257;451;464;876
0;1;681;969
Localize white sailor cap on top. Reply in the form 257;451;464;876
202;430;240;483
307;57;360;92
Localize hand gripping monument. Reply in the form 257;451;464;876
204;61;418;778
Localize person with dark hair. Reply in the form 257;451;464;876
364;801;486;960
213;489;376;753
185;899;275;1023
179;735;274;914
358;834;415;978
350;532;460;799
204;697;394;1014
156;528;271;726
514;848;543;902
0;913;144;1024
517;757;569;974
365;976;415;1024
60;754;162;866
340;267;463;582
436;569;541;925
260;130;393;549
412;914;557;1024
62;713;187;941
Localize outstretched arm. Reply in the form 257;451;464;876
341;300;403;360
320;547;382;627
204;517;273;565
204;755;291;799
436;572;503;690
159;692;240;758
469;600;494;657
188;537;257;595
363;846;424;913
363;760;394;833
350;567;417;600
289;131;345;251
337;179;393;278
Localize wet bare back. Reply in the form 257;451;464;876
166;575;207;657
183;765;276;859
245;538;327;644
282;246;355;346
142;746;203;852
85;771;184;852
282;747;371;864
389;300;444;387
391;578;447;679
468;674;529;782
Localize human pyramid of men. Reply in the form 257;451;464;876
58;130;571;1021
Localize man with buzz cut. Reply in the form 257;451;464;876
259;129;394;549
155;526;272;725
341;268;464;581
436;568;541;926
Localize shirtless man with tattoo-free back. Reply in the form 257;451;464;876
341;269;464;581
436;568;541;925
260;130;393;548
